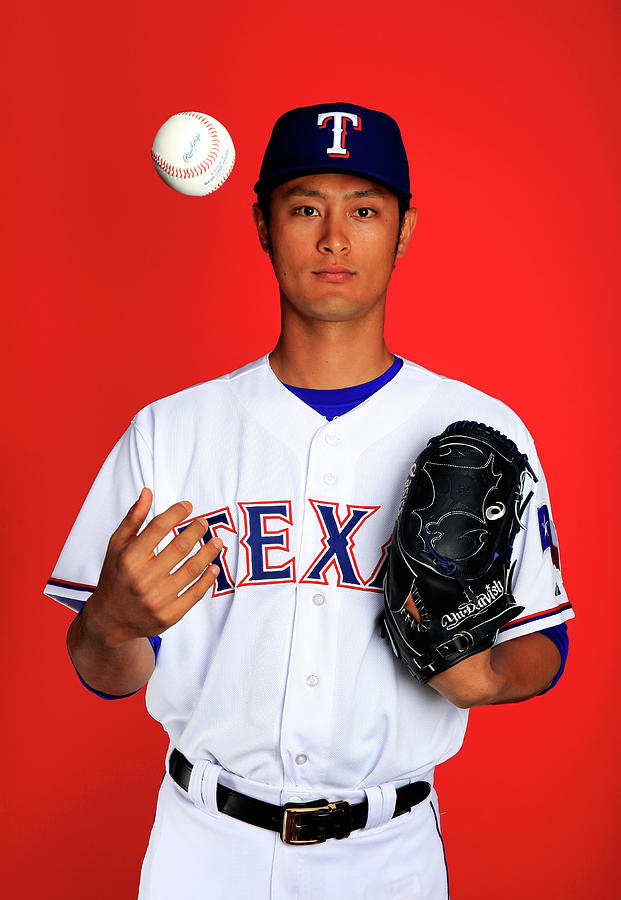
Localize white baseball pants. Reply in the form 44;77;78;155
137;756;450;900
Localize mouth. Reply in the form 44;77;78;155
312;266;356;282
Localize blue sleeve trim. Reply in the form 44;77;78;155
47;577;97;594
148;634;162;659
72;665;142;700
71;607;160;700
538;622;569;694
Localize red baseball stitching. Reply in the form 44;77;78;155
206;148;236;191
152;112;225;179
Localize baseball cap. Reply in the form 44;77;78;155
254;102;411;203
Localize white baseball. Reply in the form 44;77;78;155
151;111;235;197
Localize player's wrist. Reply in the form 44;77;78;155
428;649;502;708
79;591;136;650
67;609;155;697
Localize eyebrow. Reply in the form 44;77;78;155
284;186;387;200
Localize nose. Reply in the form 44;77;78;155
317;212;350;256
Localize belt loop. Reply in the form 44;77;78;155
188;758;223;817
363;782;397;830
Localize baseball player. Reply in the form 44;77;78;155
45;103;573;899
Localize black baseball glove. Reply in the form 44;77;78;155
383;421;536;684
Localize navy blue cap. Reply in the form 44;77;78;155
254;102;411;202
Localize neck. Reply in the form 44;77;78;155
269;300;393;390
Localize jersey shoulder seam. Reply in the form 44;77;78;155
130;418;155;456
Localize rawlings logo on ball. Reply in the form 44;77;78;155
182;133;202;163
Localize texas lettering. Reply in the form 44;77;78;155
174;499;390;596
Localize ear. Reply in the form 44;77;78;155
252;203;271;254
395;207;418;259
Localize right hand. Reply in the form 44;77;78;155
81;487;222;648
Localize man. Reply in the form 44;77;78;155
45;103;572;899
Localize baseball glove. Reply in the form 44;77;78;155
383;421;536;684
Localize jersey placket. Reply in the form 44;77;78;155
278;419;351;789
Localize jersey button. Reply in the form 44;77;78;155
312;593;325;606
325;431;340;445
305;675;319;687
323;472;336;485
295;754;308;766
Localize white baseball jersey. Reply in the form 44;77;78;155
45;354;573;794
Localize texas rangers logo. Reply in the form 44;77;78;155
317;111;362;158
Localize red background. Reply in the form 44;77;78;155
4;1;619;896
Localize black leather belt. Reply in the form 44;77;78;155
168;748;431;845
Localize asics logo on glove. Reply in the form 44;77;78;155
485;502;506;520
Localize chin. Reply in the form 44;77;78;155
286;288;381;322
304;301;372;323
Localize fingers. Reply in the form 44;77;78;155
405;593;422;623
95;492;226;643
168;562;221;621
127;498;195;561
167;533;223;593
113;487;154;545
152;516;214;577
172;555;221;615
145;542;221;632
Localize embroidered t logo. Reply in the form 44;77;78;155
317;111;362;158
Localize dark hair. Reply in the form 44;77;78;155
257;189;410;255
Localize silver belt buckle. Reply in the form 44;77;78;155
281;801;351;845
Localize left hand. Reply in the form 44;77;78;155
405;594;500;707
429;633;562;709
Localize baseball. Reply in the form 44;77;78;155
151;111;235;196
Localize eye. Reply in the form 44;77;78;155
296;206;319;217
354;207;375;218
